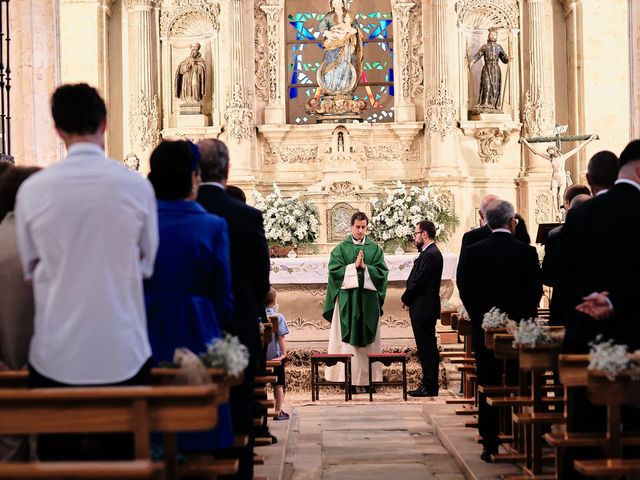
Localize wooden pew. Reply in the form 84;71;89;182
0;385;237;480
573;369;640;477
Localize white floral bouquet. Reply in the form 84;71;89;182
457;305;470;321
509;317;563;348
370;181;459;251
255;183;320;247
201;333;250;377
482;307;513;330
588;337;638;381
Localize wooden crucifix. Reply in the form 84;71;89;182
520;125;599;221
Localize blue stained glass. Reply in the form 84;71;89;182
289;21;316;41
290;88;298;99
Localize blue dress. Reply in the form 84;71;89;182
144;200;234;452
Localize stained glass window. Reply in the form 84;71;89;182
286;0;394;124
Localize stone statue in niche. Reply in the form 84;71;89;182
175;43;206;114
467;28;509;116
305;0;366;122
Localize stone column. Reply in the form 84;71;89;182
522;0;555;173
260;0;285;124
9;0;61;166
224;0;255;181
125;0;160;172
391;0;416;123
632;0;640;139
424;0;456;177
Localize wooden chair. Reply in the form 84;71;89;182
367;353;408;401
310;353;353;401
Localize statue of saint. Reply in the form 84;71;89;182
521;135;597;221
468;28;509;113
317;0;363;96
174;43;206;103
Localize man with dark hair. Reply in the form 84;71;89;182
14;83;158;459
587;150;619;195
401;220;443;397
196;138;270;480
324;211;388;393
562;184;591;212
458;200;542;461
557;139;640;351
552;140;640;478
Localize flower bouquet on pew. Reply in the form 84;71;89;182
588;337;639;381
509;318;565;370
481;307;514;350
200;333;250;378
440;299;458;326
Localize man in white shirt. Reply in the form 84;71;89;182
16;83;158;387
15;83;158;459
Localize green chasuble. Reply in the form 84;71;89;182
323;236;389;347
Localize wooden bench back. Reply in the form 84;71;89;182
0;385;222;459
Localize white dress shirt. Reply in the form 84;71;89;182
15;143;158;384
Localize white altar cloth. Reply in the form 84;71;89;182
269;252;458;285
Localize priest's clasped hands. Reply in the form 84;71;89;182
355;250;366;270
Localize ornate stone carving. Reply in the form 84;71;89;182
288;316;331;330
327;202;357;242
409;2;424;97
124;153;141;172
474;127;512;162
305;96;366;116
129;91;159;150
425;82;456;139
328;181;356;198
259;3;283;102
125;0;159;8
437;190;455;213
535;191;553;224
161;0;220;36
392;1;416;99
380;315;412;328
224;84;254;143
523;87;554;137
254;0;269;102
364;144;397;162
263;145;318;164
455;0;520;29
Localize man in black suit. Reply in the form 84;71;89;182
197;139;270;480
455;194;499;294
401;220;444;397
458;200;542;461
556;139;640;353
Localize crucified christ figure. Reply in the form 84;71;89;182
520;135;597;221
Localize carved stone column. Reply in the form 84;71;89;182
523;0;554;144
125;0;160;172
224;0;255;180
260;0;285;124
425;0;455;141
392;0;416;122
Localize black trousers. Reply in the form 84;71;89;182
28;359;152;461
473;342;517;450
411;318;440;390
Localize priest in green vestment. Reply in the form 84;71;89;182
323;211;388;388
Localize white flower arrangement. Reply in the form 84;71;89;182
441;299;458;313
457;305;470;321
588;337;638;381
254;183;320;247
201;333;250;377
509;317;562;348
370;181;459;250
481;307;513;330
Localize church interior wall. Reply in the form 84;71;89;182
6;0;638;254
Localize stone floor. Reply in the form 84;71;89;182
254;388;523;480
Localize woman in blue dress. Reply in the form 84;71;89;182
145;139;234;452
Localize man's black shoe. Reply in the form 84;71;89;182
407;386;438;397
480;446;498;462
